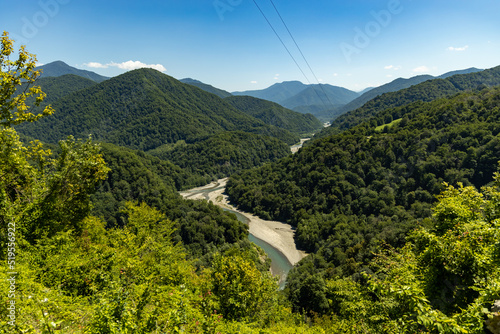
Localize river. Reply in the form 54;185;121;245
180;178;307;288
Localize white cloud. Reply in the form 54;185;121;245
447;45;469;52
333;73;338;77
84;62;108;69
109;61;166;72
386;74;393;78
274;73;280;80
384;65;402;70
251;80;258;84
413;65;430;73
83;60;166;72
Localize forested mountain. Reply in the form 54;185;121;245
17;68;299;150
224;95;322;134
338;68;483;117
4;33;500;333
337;75;433;116
226;85;500;314
37;60;109;82
180;78;232;98
317;65;500;138
232;80;308;103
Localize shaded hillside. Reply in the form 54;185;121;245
30;74;97;104
224;95;322;134
148;131;291;180
226;86;500;312
180;78;232;98
17;68;299;150
317;65;500;138
37;60;109;82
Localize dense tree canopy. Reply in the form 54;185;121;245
227;86;500;315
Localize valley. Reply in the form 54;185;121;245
180;178;307;285
3;43;500;332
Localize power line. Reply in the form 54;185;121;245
251;0;312;85
267;0;335;108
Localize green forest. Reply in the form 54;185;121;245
1;32;500;333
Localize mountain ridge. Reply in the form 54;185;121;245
17;68;299;150
36;60;109;83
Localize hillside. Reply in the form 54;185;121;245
16;68;299;150
338;68;483;117
317;65;500;138
226;86;500;314
29;74;98;104
37;60;109;82
180;78;232;98
224;95;322;134
148;131;291;180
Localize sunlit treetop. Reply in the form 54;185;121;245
0;31;54;127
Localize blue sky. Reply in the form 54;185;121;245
2;0;500;92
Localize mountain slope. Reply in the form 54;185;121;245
37;60;109;82
30;74;98;104
338;75;434;116
232;81;308;104
224;95;322;134
180;78;232;98
337;68;483;117
148;131;291;180
17;68;299;150
318;65;500;136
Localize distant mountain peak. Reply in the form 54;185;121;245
36;60;109;83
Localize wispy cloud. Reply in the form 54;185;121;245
384;65;402;70
447;45;469;52
250;80;258;84
413;65;430;73
84;60;166;72
85;62;108;69
274;73;280;80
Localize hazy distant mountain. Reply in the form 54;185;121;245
180;78;232;98
338;75;434;116
232;81;308;104
358;87;374;95
324;65;500;134
282;84;359;108
233;81;359;121
36;61;109;83
438;67;482;79
224;95;323;135
338;68;483;116
17;68;299;150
